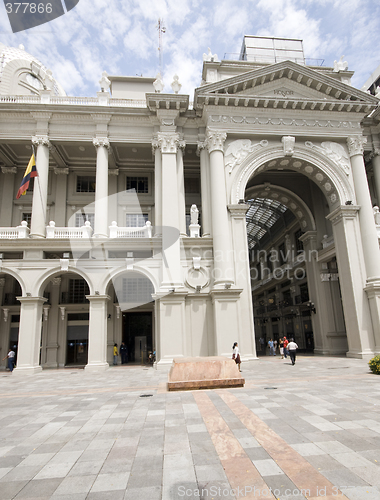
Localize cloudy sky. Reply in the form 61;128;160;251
0;0;379;97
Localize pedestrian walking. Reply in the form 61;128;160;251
2;349;15;372
268;338;276;356
113;343;118;365
283;336;289;358
273;339;278;353
279;337;284;359
119;342;128;364
232;342;241;372
259;337;265;353
287;338;298;365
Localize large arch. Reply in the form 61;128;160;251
0;267;26;296
102;265;159;296
36;266;93;297
231;143;355;207
245;184;317;233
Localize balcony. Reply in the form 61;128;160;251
0;221;30;239
46;221;93;239
109;221;152;238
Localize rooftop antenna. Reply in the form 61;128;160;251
156;18;166;77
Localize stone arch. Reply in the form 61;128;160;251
231;143;355;207
36;266;93;297
103;265;159;296
0;268;26;295
245;184;317;233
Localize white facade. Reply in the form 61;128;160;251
1;38;380;375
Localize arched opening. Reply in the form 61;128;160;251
242;158;347;357
0;272;24;369
106;270;156;365
39;272;91;368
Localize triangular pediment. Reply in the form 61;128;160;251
194;60;378;113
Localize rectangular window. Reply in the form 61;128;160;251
126;176;148;193
126;213;148;227
121;278;154;303
22;213;32;226
61;279;90;304
295;229;304;252
76;176;96;193
75;213;95;227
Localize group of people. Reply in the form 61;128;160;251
267;336;298;364
113;342;128;365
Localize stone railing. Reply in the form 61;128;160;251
321;234;334;249
46;221;93;238
0;221;30;239
109;221;152;238
0;95;147;108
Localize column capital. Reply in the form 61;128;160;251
1;166;17;174
196;141;206;156
32;135;51;149
157;132;180;154
205;129;227;153
326;205;360;225
347;135;367;157
86;294;111;302
54;167;69;175
51;277;61;286
152;137;160;154
93;137;110;150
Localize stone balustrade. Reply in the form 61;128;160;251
0;221;30;239
109;221;152;238
46;221;93;239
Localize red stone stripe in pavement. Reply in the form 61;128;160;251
193;391;276;499
218;391;348;500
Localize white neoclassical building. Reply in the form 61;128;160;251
1;36;380;375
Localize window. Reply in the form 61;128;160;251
76;176;96;193
295;229;304;252
61;279;90;304
126;176;148;193
75;213;95;227
279;242;286;265
126;213;148;227
22;213;32;226
121;278;154;303
185;177;200;194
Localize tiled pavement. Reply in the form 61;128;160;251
0;356;380;499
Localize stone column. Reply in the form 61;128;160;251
371;145;380;205
228;204;257;359
177;139;187;236
206;129;234;286
197;142;211;237
53;168;69;226
85;294;110;372
348;136;380;280
152;139;162;235
30;136;50;238
108;169;119;225
157;132;183;289
0;167;17;227
326;206;375;357
13;296;46;376
44;278;61;368
93;138;110;238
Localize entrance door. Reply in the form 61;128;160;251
66;325;88;365
123;312;152;364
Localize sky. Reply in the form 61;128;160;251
0;0;379;97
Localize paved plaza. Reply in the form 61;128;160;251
0;355;380;500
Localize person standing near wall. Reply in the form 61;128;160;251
2;349;15;372
283;336;289;359
119;342;128;364
113;343;118;366
232;342;241;372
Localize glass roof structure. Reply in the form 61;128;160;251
246;198;288;249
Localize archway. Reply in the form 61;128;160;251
105;270;156;365
38;270;92;368
238;154;348;357
0;272;24;369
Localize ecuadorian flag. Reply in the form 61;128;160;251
16;154;38;199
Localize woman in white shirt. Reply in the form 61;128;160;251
232;342;241;372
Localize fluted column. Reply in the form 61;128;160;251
348;136;380;280
197;142;211;237
157;132;183;289
30;136;50;238
177;139;187;236
371;145;380;205
206;129;234;286
93;138;110;238
152;139;162;235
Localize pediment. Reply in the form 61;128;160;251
194;60;378;113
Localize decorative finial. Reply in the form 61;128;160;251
99;71;111;93
171;74;182;94
18;44;25;50
203;47;219;62
333;55;348;72
153;73;164;93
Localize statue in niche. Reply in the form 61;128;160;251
373;206;380;225
190;204;199;225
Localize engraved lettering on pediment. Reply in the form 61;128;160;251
305;141;351;175
225;139;268;174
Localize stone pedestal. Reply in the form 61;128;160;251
168;356;245;390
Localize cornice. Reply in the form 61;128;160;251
326;205;360;225
146;93;189;114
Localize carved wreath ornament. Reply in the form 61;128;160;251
224;139;269;174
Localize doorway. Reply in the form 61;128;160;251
122;312;153;364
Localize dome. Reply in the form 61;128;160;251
0;42;66;96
